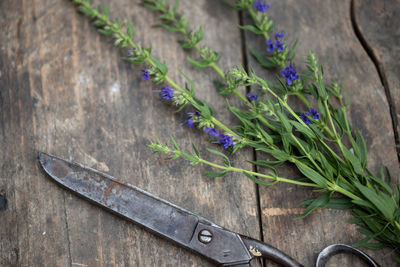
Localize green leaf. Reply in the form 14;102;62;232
291;120;315;139
238;24;262;34
169;135;180;151
249;47;276;68
127;21;134;39
369;174;393;195
298;193;331;218
276;110;292;133
207;148;230;163
324;197;353;210
248;160;283;168
173;0;179;13
203;171;228;178
289;39;298;60
156;23;180;32
186;57;210;69
100;3;109;18
243;172;278;187
355;129;367;168
192;144;199;157
295;162;328;187
354;182;396;221
150;56;168;75
342;146;364;176
258;148;291;162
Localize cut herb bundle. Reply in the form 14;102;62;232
70;0;400;258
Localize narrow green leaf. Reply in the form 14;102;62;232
238;24;262;34
298;193;331;218
127;21;134;39
295;162;327;187
203;171;228;178
207;148;230;163
169;135;180;151
342;146;364;176
249;47;276;68
276;110;292;133
150;56;168;75
192;144;199;157
291;120;315;139
324;197;353;210
100;3;109;18
243;172;278;186
354;182;396;221
186;57;209;69
173;0;179;13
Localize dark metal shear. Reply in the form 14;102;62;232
38;152;379;267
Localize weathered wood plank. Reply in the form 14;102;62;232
243;0;399;266
354;0;400;160
1;0;262;266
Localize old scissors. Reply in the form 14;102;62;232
38;152;379;266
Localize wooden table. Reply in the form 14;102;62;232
1;0;399;266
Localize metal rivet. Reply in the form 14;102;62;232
198;229;213;244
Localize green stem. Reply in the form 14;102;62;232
209;62;225;79
198;158;319;188
247;7;270;39
323;100;358;179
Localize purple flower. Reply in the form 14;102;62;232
280;65;299;86
183;110;200;128
253;1;270;12
266;39;274;52
300;113;311;125
185;115;194;128
247;92;258;101
274;31;284;39
160;87;174;100
218;134;235;149
141;69;150;81
274;40;285;52
204;127;219;138
307;108;320;119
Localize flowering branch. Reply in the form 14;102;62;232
71;0;400;255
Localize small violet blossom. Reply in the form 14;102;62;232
274;31;284;39
141;69;150;81
266;32;285;53
266;39;274;52
184;110;200;128
253;1;270;12
306;107;320;119
300;108;320;125
204;127;219;138
280;65;299;86
218;134;235;149
300;113;311;125
160;87;174;100
246;92;258;102
274;40;284;52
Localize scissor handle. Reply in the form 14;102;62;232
239;235;304;267
316;244;380;267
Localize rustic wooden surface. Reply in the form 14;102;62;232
0;0;398;266
354;0;400;160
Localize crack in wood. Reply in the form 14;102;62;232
350;0;400;162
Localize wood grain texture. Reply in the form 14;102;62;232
243;0;399;266
0;0;261;266
354;0;400;160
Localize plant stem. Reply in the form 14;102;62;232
198;158;319;188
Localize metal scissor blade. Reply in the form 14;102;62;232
38;152;252;266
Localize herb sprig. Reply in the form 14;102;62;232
71;0;400;257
